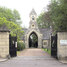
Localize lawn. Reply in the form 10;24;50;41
43;48;51;54
17;51;21;55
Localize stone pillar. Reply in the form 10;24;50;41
57;32;67;60
38;34;42;48
0;24;10;58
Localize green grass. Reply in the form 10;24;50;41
43;48;51;54
17;51;21;55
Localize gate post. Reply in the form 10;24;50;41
57;32;67;61
0;24;10;58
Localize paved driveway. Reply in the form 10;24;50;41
0;48;67;67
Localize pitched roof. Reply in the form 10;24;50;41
39;28;51;40
21;28;51;40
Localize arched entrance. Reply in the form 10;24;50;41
29;32;38;48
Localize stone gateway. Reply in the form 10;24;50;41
22;9;52;48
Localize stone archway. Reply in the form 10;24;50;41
25;9;43;48
29;32;38;48
25;30;42;48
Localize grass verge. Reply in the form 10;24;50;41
17;51;21;55
43;48;51;54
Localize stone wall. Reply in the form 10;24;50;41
57;32;67;60
0;32;9;58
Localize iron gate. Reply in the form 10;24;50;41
51;34;57;58
9;34;17;57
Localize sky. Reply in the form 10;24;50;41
0;0;51;28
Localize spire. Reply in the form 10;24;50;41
29;9;38;29
29;9;37;22
29;8;37;16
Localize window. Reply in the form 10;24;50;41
32;16;35;20
32;25;34;27
44;42;47;45
31;24;35;28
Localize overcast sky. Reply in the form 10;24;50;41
0;0;50;28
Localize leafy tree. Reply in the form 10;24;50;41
37;11;52;28
0;7;22;25
13;9;22;25
0;17;24;41
37;0;67;34
0;7;14;21
0;7;23;40
32;34;38;44
48;0;67;33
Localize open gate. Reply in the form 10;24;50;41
51;34;57;58
9;34;17;57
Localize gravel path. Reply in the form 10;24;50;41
17;48;49;56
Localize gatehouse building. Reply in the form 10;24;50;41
21;9;52;49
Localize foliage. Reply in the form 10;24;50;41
0;6;24;41
17;42;25;51
0;7;22;25
37;0;67;34
30;33;38;45
0;17;24;41
37;11;52;28
48;0;67;33
13;9;22;25
32;34;38;43
43;48;51;54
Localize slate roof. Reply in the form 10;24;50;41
0;24;10;32
21;28;51;40
39;28;51;40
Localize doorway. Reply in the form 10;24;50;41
29;32;38;48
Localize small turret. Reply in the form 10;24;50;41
29;9;38;29
29;9;37;22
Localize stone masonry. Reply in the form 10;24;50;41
0;24;10;58
57;32;67;60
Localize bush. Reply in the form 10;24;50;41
17;42;25;51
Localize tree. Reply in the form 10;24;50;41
48;0;67;33
37;0;67;34
13;9;22;25
0;7;24;40
0;17;24;41
0;7;14;21
32;34;38;43
37;11;52;28
0;7;22;25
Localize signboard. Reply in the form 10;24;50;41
15;42;17;48
60;40;67;45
